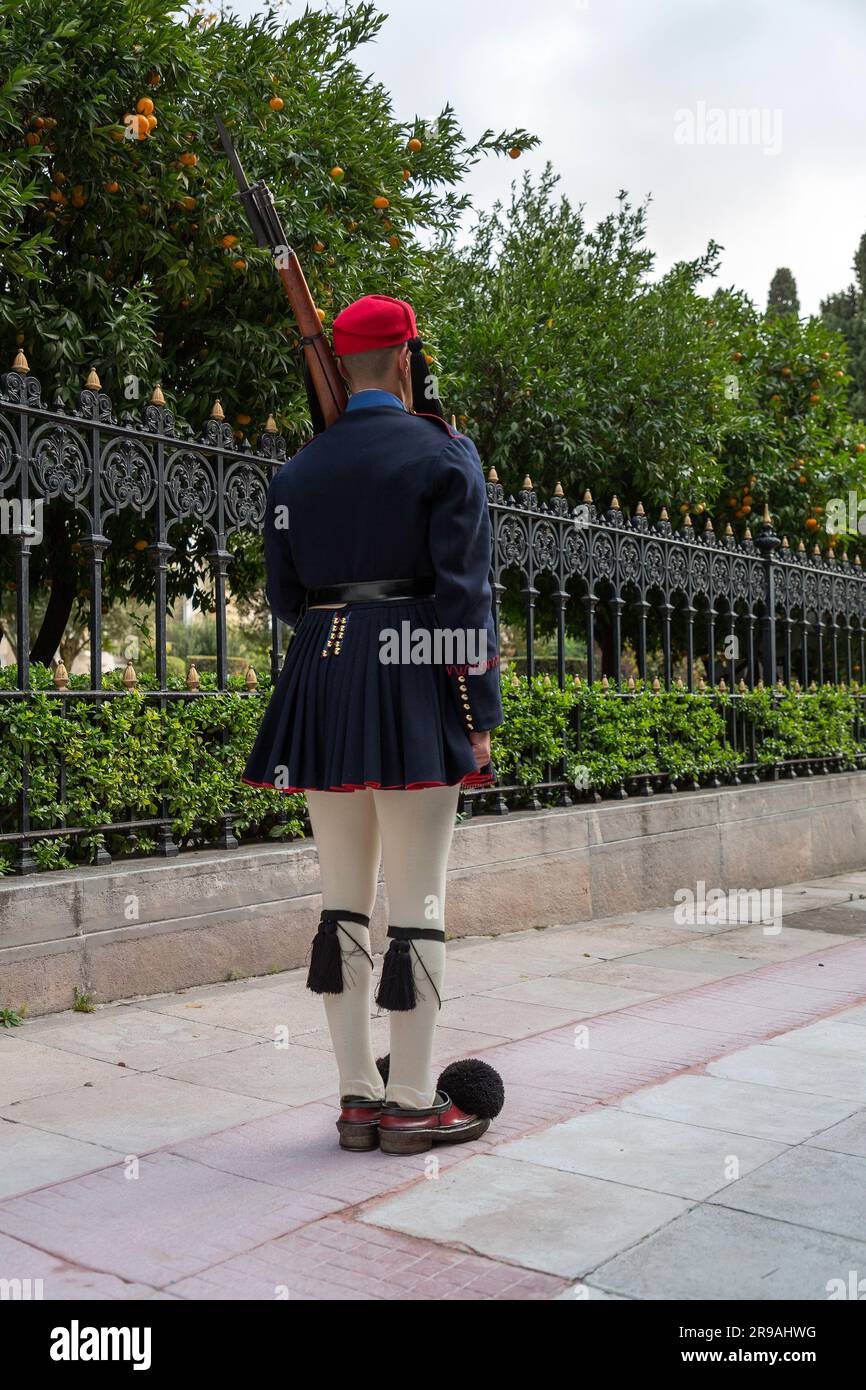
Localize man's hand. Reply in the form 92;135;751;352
470;730;491;769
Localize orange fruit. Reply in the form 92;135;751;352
313;240;325;253
316;307;326;322
373;195;389;209
147;72;161;85
821;351;830;360
134;539;148;551
221;234;238;247
52;171;66;184
857;444;866;453
49;189;66;204
731;351;742;361
806;518;819;530
810;394;821;403
25;132;40;146
389;234;399;248
330;166;344;180
105;181;120;193
424;352;434;365
179;151;197;166
407;137;423;152
269;96;284;111
509;146;522;158
233;258;246;270
147;115;158;131
32;116;45;129
136;97;155;116
782;366;791;376
237;413;251;425
402;168;411;181
836;370;845;378
111;129;124;141
799;474;807;483
180;196;196;211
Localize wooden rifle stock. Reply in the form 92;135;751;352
214;118;347;429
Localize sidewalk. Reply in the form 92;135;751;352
2;871;866;1300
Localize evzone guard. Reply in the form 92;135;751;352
244;294;505;1151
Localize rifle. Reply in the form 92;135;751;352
214;116;347;431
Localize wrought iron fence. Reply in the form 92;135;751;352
3;355;866;874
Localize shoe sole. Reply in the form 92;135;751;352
336;1120;379;1152
379;1117;490;1155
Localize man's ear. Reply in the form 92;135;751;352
399;344;411;377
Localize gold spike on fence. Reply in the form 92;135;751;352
122;660;138;689
245;666;258;691
53;661;69;690
186;664;200;691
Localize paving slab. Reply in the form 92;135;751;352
0;1070;282;1152
0;1035;129;1108
710;1145;866;1240
483;976;657;1014
143;976;328;1038
805;1109;866;1158
496;1109;785;1200
0;1118;121;1198
359;1152;689;1278
0;1230;164;1300
13;1003;263;1071
561;959;716;994
685;925;851;959
437;994;578;1039
158;1038;342;1106
588;1203;866;1301
0;1151;344;1287
708;1042;866;1102
763;1018;866;1059
616;946;763;978
165;1215;566;1301
617;1073;859;1143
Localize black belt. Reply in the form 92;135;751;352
307;577;435;605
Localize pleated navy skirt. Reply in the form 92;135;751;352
242;599;494;793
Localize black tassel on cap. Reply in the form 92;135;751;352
306;909;370;995
408;337;444;419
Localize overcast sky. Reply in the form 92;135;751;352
233;0;866;315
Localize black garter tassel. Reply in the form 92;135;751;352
307;910;370;995
375;939;416;1011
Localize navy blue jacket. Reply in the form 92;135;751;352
263;404;503;734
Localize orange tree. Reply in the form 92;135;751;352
438;168;864;550
0;0;533;661
710;290;865;548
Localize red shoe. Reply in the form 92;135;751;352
378;1091;490;1155
336;1097;383;1151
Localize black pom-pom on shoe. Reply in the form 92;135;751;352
437;1059;505;1119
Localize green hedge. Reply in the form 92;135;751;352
1;666;864;872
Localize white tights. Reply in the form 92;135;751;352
305;784;460;1109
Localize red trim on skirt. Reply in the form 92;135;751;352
241;769;494;794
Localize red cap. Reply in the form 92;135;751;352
332;294;418;355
